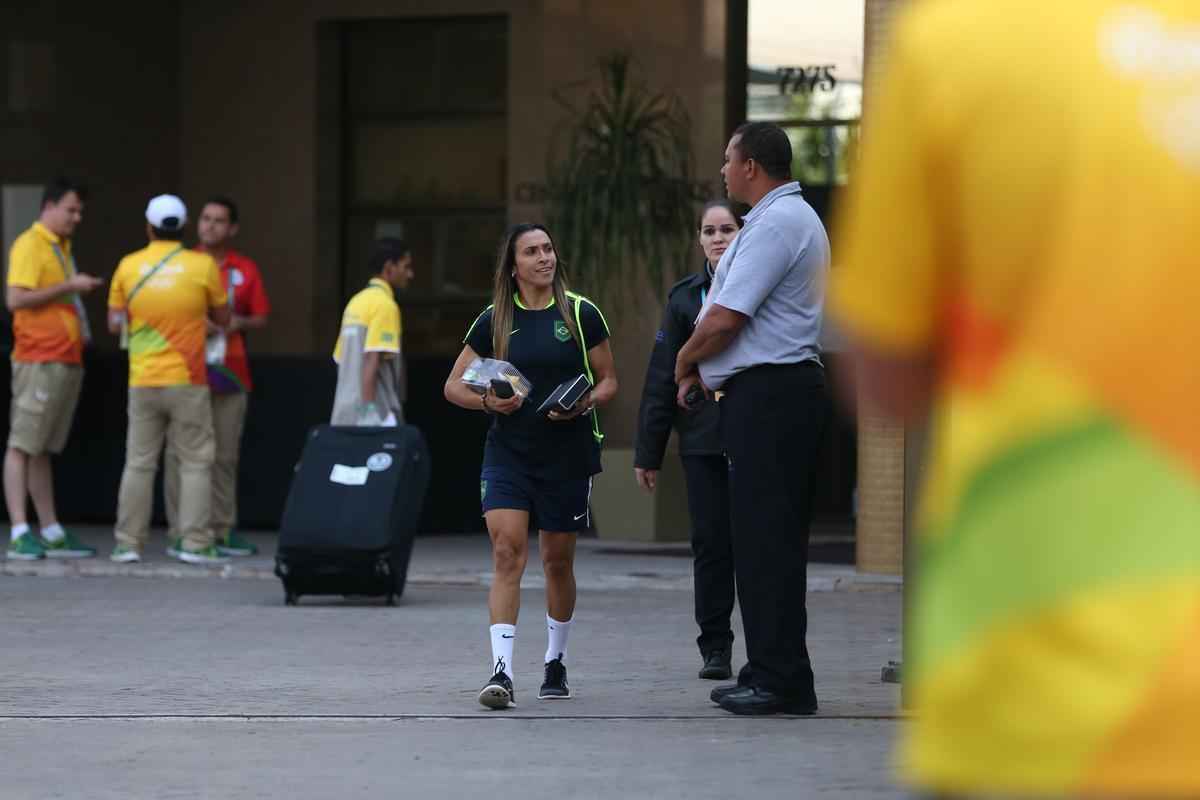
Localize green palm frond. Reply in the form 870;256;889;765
546;53;699;300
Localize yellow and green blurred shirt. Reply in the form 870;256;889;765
831;0;1200;796
7;222;84;365
108;241;226;387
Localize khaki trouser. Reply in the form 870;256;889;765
114;386;214;552
164;391;247;538
8;362;84;456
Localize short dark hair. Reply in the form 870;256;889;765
368;237;410;274
732;122;793;181
151;225;184;241
42;176;88;209
203;195;239;224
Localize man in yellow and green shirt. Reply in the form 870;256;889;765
4;177;104;560
831;1;1200;797
106;194;230;565
331;238;413;427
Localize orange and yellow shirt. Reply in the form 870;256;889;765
6;222;84;365
831;1;1200;796
108;241;226;387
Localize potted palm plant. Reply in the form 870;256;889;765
545;53;700;299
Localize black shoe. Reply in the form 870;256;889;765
478;657;515;709
699;649;732;680
716;685;817;716
709;683;744;704
539;654;571;699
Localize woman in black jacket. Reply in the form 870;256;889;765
633;200;743;680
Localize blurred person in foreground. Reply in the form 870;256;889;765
634;200;743;681
165;195;270;558
830;1;1200;797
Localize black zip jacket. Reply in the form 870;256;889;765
634;268;723;469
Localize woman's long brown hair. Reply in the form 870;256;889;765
491;224;581;361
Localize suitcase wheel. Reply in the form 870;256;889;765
285;591;299;606
386;593;397;607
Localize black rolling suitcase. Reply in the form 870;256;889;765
275;425;431;606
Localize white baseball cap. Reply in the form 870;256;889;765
145;194;187;231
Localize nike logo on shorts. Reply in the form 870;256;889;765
573;512;587;521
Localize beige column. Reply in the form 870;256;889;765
854;0;912;576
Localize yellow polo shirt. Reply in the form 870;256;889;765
108;241;226;387
830;1;1200;797
6;222;84;364
333;278;401;363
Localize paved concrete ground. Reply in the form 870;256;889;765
0;567;904;799
1;527;903;594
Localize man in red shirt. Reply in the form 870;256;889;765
165;196;270;556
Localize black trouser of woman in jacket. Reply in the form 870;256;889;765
681;453;735;657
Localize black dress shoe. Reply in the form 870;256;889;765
716;685;817;716
698;649;732;680
709;683;744;704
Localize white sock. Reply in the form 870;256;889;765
41;523;65;543
10;523;30;542
490;624;516;679
545;615;573;664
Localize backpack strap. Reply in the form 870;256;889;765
570;293;604;445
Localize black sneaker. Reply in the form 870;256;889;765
538;654;571;699
699;649;732;680
478;658;515;709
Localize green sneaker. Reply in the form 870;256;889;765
41;529;96;559
216;530;258;557
176;544;230;566
110;545;141;563
166;537;183;558
7;531;46;560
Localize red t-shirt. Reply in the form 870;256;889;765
197;248;270;392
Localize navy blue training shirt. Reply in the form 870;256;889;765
464;293;610;478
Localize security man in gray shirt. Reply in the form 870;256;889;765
675;121;831;716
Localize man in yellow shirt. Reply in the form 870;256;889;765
331;238;413;426
106;195;230;565
4;177;103;560
831;1;1200;797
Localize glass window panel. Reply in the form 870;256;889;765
783;123;859;187
340;16;508;358
747;1;863;123
350;120;506;209
346;18;506;115
431;23;507;113
346;24;439;114
438;215;505;297
343;215;436;299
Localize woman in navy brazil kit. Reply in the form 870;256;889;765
443;224;617;709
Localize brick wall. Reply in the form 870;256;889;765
855;0;908;576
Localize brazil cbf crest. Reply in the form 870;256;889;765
554;320;571;343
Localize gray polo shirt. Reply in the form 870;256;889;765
697;182;829;389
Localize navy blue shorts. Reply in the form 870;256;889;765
480;465;593;532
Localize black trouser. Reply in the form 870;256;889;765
720;361;829;700
681;453;734;657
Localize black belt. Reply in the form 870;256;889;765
717;360;822;400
